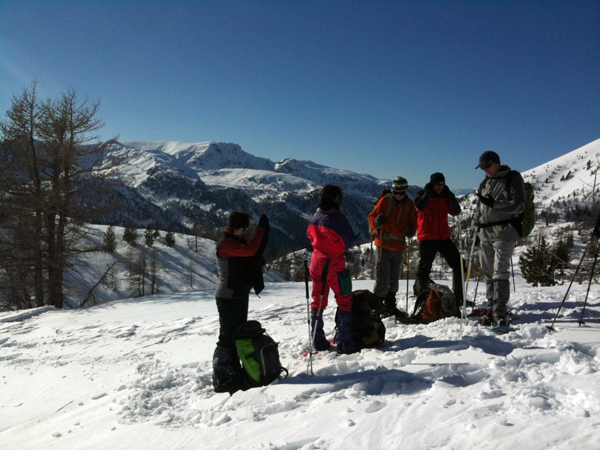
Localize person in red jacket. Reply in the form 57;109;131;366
307;184;358;354
212;211;269;394
414;172;463;305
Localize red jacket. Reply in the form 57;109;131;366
414;188;460;242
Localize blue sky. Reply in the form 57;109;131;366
1;0;599;189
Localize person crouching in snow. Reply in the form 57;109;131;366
212;211;269;394
306;184;358;354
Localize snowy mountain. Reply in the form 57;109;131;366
521;138;600;209
97;140;420;257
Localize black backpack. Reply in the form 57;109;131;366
505;170;535;238
337;290;386;349
233;321;288;388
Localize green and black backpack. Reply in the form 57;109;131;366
233;321;288;388
506;170;536;238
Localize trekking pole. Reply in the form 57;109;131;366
510;258;516;293
303;260;313;376
463;225;478;322
579;214;600;326
457;216;467;323
546;213;600;332
473;266;482;308
546;244;588;332
579;242;599;326
406;238;410;312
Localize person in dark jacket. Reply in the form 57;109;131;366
473;151;525;327
413;173;463;307
307;184;358;354
212;211;269;394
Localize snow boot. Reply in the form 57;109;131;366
310;309;331;351
492;314;509;328
381;292;402;319
212;344;244;394
478;308;493;326
335;310;359;355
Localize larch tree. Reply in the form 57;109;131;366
0;86;124;309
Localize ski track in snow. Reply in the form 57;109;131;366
1;281;599;450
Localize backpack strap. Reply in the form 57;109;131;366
380;197;410;245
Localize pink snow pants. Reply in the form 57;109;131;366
309;254;353;312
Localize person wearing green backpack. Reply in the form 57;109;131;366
212;211;270;394
472;151;526;327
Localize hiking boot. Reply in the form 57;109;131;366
493;315;509;328
478;314;492;326
337;341;359;355
310;309;330;350
314;338;331;351
381;306;405;319
381;293;399;318
335;310;359;355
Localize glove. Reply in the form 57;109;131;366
477;192;495;208
375;214;386;227
258;214;270;232
405;226;415;238
424;183;434;193
441;185;450;196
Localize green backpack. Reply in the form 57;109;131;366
505;171;535;237
233;321;288;388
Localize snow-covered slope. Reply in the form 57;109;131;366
522;138;600;207
1;279;598;449
63;224;284;307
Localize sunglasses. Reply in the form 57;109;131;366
481;161;493;170
434;182;445;187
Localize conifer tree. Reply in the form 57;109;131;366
165;224;176;248
519;236;562;287
102;225;117;253
123;220;138;247
144;224;156;247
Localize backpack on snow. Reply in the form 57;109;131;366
233;320;288;388
412;284;461;324
336;290;386;349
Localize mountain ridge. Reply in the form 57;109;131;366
96;138;600;256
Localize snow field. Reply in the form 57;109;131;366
1;280;599;449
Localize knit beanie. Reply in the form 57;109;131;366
227;211;251;230
430;173;445;184
392;176;408;195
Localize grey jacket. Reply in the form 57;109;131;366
474;165;525;241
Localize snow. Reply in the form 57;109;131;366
2;279;599;450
